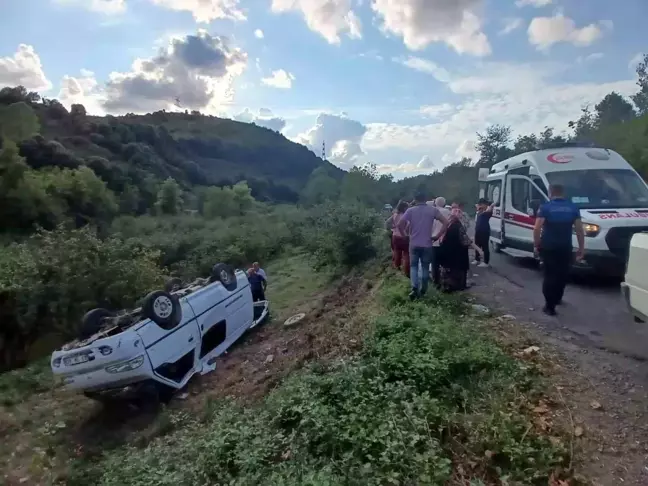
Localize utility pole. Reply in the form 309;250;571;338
321;140;326;161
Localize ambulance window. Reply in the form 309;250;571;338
511;178;529;213
530;175;547;197
487;181;502;206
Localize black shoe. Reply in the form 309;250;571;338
542;306;557;316
409;289;419;301
556;299;564;306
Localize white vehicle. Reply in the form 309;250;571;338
478;144;648;276
50;263;269;403
621;232;648;323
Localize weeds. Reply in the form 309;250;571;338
68;276;566;485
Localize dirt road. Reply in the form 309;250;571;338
469;252;648;485
473;251;648;361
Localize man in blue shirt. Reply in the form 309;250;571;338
247;267;267;302
533;184;585;316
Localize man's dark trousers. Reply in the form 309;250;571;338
540;248;572;310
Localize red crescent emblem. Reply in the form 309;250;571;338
547;153;573;164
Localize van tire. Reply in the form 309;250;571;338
210;263;237;291
142;290;182;329
164;277;183;293
80;308;115;340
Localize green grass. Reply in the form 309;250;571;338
264;253;333;317
0;358;54;407
64;275;567;486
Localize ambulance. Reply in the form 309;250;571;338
477;144;648;277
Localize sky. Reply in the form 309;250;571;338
0;0;646;180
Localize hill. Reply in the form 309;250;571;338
0;85;342;213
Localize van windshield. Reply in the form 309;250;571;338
545;169;648;209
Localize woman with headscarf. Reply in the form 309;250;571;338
438;208;484;292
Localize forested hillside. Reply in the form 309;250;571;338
0;85;342;235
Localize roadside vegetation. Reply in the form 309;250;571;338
60;279;568;486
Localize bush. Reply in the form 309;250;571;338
0;226;165;371
302;202;380;269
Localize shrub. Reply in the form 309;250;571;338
0;226;165;371
302;202;380;269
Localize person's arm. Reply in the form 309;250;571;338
397;210;410;235
384;214;394;231
485;202;496;214
432;212;449;241
260;275;267;290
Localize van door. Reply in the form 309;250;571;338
483;178;504;242
504;175;548;252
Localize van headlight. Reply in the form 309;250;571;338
105;355;145;374
582;223;600;237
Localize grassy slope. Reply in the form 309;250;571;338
60;274;569;485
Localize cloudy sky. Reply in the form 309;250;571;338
0;0;645;179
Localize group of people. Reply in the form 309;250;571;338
386;192;494;300
386;183;586;317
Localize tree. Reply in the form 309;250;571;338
568;106;597;142
155;177;183;215
631;53;648;116
594;92;636;127
475;125;512;167
0;102;40;142
301;166;340;205
0;86;40;105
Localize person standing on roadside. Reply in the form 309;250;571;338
247;267;267;302
430;196;451;287
252;262;267;291
390;201;411;277
398;191;449;300
533;184;585;316
473;198;495;268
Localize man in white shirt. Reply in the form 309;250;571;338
429;196;450;287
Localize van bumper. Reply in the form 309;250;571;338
571;250;625;278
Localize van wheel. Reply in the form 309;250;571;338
164;277;183;293
210;263;237;291
79;308;115;340
142;290;182;329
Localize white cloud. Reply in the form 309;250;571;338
416;155;435;169
254;29;264;39
296;112;367;167
499;17;523;35
58;69;106;115
103;30;247;114
149;0;245;22
233;108;286;132
270;0;361;44
515;0;551;7
528;14;605;50
54;0;126;14
419;103;454;119
362;61;637;175
629;52;644;71
0;44;52;91
577;52;604;64
261;69;295;89
372;0;491;56
397;56;451;83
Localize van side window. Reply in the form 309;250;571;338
487;180;502;207
511;178;529;214
530;176;548;199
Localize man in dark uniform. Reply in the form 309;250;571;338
533;184;585;316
